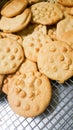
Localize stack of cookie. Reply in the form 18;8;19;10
0;0;73;117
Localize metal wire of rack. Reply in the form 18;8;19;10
0;0;73;130
0;77;73;130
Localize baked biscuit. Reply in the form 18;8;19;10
0;38;24;74
30;2;63;25
56;17;73;40
8;67;52;117
37;40;73;83
0;8;31;33
1;0;28;17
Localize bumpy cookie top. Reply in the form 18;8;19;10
0;38;24;74
37;40;73;83
22;32;52;62
8;61;52;117
30;2;63;25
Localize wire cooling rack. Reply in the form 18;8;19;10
0;77;73;130
0;0;73;130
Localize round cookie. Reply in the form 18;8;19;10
56;17;73;40
1;0;28;18
0;32;22;45
57;0;73;7
37;40;73;83
0;8;31;33
22;33;52;62
2;59;37;95
8;71;52;117
0;38;24;74
30;2;63;25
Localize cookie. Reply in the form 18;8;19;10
0;32;22;45
37;40;73;83
2;59;37;95
30;2;63;25
57;0;73;7
0;38;24;74
59;30;73;49
17;23;47;40
22;32;52;62
56;17;73;40
0;75;4;92
0;8;31;33
8;70;52;117
1;0;28;18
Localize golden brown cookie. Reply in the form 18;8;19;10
57;0;73;7
0;8;31;33
56;17;73;40
22;32;52;62
8;69;52;117
0;38;24;74
1;0;28;17
37;40;73;83
30;2;63;25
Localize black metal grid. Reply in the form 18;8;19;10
0;77;73;130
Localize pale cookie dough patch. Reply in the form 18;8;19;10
37;40;73;83
0;38;24;74
30;2;63;25
22;32;52;62
8;70;52;117
1;0;28;17
0;8;31;33
56;17;73;40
